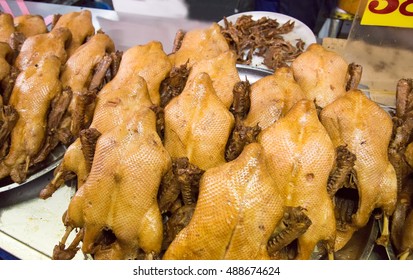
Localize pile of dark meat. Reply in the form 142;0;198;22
220;15;306;70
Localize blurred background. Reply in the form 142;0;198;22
27;0;357;38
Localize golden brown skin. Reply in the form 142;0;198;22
291;43;348;108
111;41;171;106
244;67;306;130
64;105;171;260
52;10;95;57
0;13;14;45
0;56;62;182
41;42;169;198
59;33;116;138
258;99;337;259
320;89;397;250
40;73;154;199
164;72;235;170
186;50;240;108
163;143;285;260
14;27;72;71
61;33;115;91
169;22;229;67
14;15;47;38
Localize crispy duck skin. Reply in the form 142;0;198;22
259;100;336;259
41;73;153;199
164;72;235;170
244;67;306;130
0;56;62;183
60;33;115;92
14;27;72;71
40;42;165;198
0;13;14;45
13;15;47;38
32;88;73;164
60;106;171;260
169;23;229;68
291;44;348;108
186;50;241;108
163;143;285;260
320;89;397;250
109;42;171;106
52;10;95;57
59;33;115;140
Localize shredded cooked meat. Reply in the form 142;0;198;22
220;15;305;70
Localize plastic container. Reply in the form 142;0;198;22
343;0;413;107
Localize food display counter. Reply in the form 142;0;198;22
0;1;411;261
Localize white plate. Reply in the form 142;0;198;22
218;11;317;69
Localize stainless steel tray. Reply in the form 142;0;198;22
0;144;65;194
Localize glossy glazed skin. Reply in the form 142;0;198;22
244;66;306;130
163;143;285;260
0;55;62;182
164;72;234;171
259;99;337;259
291;43;348;108
52;10;95;57
320;89;397;250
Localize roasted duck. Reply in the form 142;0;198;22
0;12;14;45
164;72;234;170
244;66;306;130
14;14;47;38
14;27;72;71
291;44;349;108
169;22;229;67
186;50;240;108
0;55;63;182
58;32;116;141
41;42;170;198
258;99;337;259
163;143;285;260
55;104;171;260
320;89;397;251
51;10;95;57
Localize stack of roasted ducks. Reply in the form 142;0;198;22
0;11;412;260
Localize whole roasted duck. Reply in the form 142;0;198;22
40;41;171;199
163;72;234;170
258;99;337;259
0;55;63;183
163;143;285;260
320;89;397;251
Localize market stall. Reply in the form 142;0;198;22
0;0;412;261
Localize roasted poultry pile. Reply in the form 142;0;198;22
0;10;410;260
0;10;119;183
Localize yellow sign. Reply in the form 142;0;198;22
361;0;413;28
